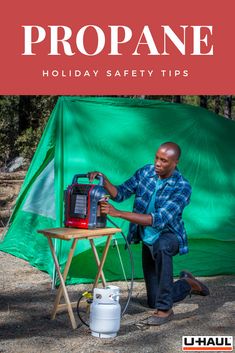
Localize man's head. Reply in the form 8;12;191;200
154;142;181;179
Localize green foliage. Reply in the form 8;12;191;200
0;96;19;166
0;95;58;167
15;126;44;159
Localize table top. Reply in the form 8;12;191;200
37;227;122;240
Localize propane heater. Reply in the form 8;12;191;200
64;174;109;229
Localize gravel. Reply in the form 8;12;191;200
0;251;234;353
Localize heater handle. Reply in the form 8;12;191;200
72;173;104;186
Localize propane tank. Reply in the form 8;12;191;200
89;286;121;338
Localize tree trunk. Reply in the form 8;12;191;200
172;96;181;103
31;96;41;129
224;96;232;119
214;96;221;115
18;96;32;133
199;95;208;109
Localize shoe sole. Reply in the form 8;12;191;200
180;271;210;296
147;311;174;326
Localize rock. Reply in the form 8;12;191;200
5;157;24;172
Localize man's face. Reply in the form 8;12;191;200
154;147;178;179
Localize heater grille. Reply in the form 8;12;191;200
70;194;87;218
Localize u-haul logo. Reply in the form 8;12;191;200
182;336;233;351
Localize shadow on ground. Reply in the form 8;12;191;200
0;252;234;353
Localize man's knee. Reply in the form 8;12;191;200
153;233;179;256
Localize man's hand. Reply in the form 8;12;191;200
100;201;152;226
100;202;119;217
88;171;104;183
87;171;118;199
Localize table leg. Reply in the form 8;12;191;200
48;237;78;329
89;239;106;287
92;235;112;289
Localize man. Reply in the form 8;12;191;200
89;142;209;325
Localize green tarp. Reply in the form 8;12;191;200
1;96;235;283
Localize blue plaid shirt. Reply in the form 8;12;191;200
113;164;192;255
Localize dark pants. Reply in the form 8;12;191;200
142;232;191;310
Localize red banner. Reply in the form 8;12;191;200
1;0;234;94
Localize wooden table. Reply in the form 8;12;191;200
37;227;121;329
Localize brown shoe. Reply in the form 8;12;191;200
147;310;174;326
180;270;210;296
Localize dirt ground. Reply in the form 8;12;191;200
0;251;234;353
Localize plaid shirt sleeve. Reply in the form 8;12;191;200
150;181;192;230
113;168;142;202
